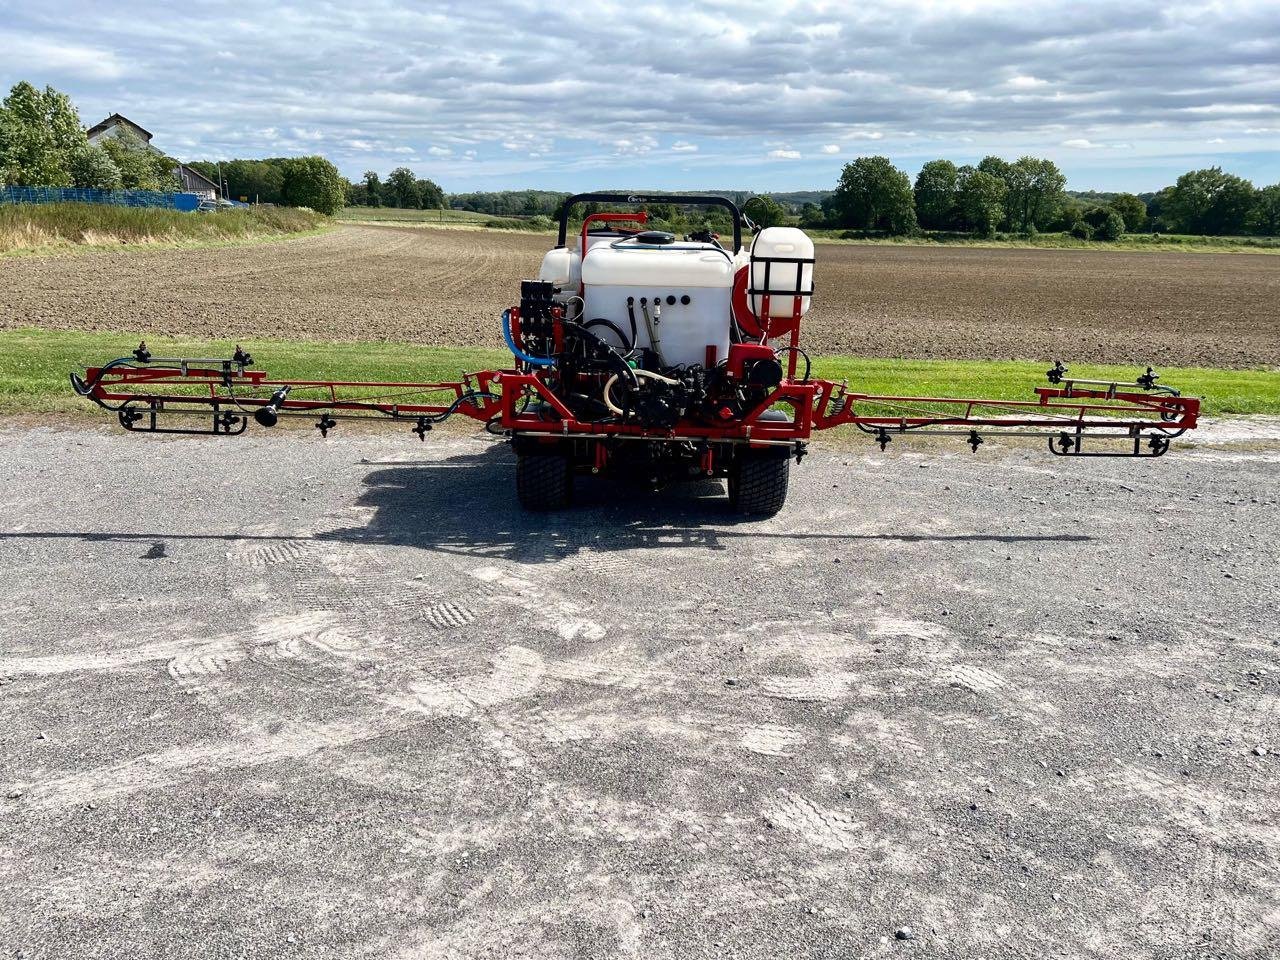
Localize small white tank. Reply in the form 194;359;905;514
538;246;580;293
749;227;814;319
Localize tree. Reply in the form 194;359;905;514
798;202;826;228
830;156;917;234
1247;184;1280;236
0;81;88;186
746;195;787;228
385;166;420;208
279;156;345;214
362;170;381;207
415;177;445;209
66;144;122;189
1083;206;1125;241
913;159;959;230
1108;193;1147;232
1006;156;1066;232
1164;167;1256;235
1146;186;1175;233
99;129;176;191
956;166;1007;237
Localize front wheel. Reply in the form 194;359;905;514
728;451;790;517
516;453;571;511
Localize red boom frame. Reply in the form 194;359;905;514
74;348;1199;456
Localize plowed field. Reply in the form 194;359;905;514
3;224;1277;367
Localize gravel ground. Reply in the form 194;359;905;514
3;225;1277;367
1;422;1277;958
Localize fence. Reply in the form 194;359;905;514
0;187;201;212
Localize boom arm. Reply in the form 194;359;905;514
71;342;1199;458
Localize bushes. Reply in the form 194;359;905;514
483;215;554;231
0;202;326;254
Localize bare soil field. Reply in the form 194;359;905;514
2;224;1277;367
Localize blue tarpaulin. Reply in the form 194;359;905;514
0;187;201;211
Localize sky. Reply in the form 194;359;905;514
2;0;1278;194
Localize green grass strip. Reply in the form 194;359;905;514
2;327;1276;418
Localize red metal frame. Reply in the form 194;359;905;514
78;358;1199;449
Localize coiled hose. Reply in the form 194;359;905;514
501;309;555;367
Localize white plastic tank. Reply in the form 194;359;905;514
538;246;580;293
581;237;734;368
749;227;814;319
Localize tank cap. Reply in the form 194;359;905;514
633;231;676;245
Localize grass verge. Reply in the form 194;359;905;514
3;328;1276;420
0;203;330;256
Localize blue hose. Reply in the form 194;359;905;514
502;309;555;367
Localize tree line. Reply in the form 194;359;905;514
346;168;444;210
0;81;349;215
803;155;1280;239
185;157;346;215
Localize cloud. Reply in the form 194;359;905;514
613;135;657;156
0;33;129;80
426;145;452;156
1;1;1276;188
821;144;840;154
1206;137;1226;144
768;149;802;160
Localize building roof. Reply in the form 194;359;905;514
86;113;154;141
179;164;219;191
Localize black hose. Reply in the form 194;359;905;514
564;320;638;389
625;298;639;351
774;345;812;382
583;317;633;352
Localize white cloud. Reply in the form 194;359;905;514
426;145;452;156
0;33;129;80
768;149;802;160
1206;137;1226;144
821;144;840;154
613;135;658;156
7;1;1278;188
345;139;375;151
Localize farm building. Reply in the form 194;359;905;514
86;113;221;201
86;113;157;150
176;164;220;201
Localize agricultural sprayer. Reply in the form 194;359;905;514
72;193;1201;515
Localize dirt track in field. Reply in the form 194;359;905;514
3;224;1278;367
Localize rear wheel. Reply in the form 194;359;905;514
516;453;571;511
729;450;790;517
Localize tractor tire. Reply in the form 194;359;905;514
729;450;790;517
516;453;571;511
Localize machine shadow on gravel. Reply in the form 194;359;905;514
314;441;1094;564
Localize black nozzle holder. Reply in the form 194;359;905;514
254;386;291;427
